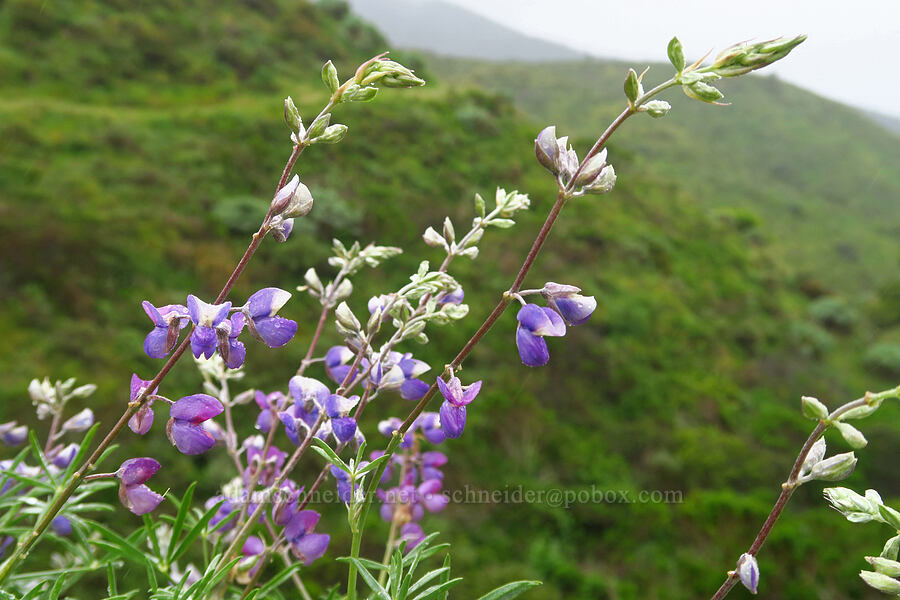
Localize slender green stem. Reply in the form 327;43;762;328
709;385;900;600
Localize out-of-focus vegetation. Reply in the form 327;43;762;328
1;1;899;598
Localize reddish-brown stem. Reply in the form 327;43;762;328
297;305;330;376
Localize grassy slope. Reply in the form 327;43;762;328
1;1;899;598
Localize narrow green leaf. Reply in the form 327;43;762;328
349;558;391;600
107;561;118;596
95;443;120;469
336;556;389;571
48;573;67;600
409;577;463;600
311;438;349;471
20;581;46;600
438;555;451;600
63;423;99;480
0;470;54;492
85;520;149;566
390;549;403;597
170;497;224;562
357;454;390;476
476;580;543;600
258;562;304;595
168;481;196;563
143;514;161;559
27;430;56;485
0;447;31;498
408;567;451;595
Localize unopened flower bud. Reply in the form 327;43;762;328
303;268;324;295
422;226;447;249
883;535;900;561
737;553;759;594
707;35;807;78
442;217;455;243
583;165;616;195
808;452;857;481
62;408;94;433
835;421;867;449
0;422;27;447
335;302;361;332
574;149;608;187
860;570;900;595
283;180;314;218
683;80;724;103
866;556;900;577
800;437;826;475
307;113;331;139
642;100;671;118
333;279;353;303
284;97;302;132
535;126;560;174
801;396;828;420
314;124;348;145
322;60;340;94
271;175;300;216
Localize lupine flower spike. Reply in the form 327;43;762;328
437;375;482;439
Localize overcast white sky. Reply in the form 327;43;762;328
443;0;900;118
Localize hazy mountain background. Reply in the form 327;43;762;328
1;0;899;598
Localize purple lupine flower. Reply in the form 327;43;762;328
218;313;247;369
324;346;355;384
541;282;597;326
0;422;27;447
284;510;330;565
128;374;158;435
115;457;164;515
206;495;237;532
737;553;759;594
254;390;287;433
421;451;447;481
142;302;189;359
437;376;481;439
166;394;224;455
378;417;414;449
51;516;72;536
238;536;266;582
51;443;79;469
331;465;353;503
272;480;303;526
398;522;426;552
61;408;94;433
280;376;330;445
244;436;286;487
271;218;294;243
186;295;232;359
324;394;360;444
242;288;298;348
417;412;446;445
381;352;431;401
515;303;566;367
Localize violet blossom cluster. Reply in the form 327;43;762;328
515;282;597;367
142;288;298;368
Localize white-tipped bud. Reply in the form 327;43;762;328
314;124;348;145
641;100;671;118
303;268;324;295
883;535;900;561
823;487;881;523
737;553;759;594
583;165;616;195
61;408;94;433
307;113;331;139
322;60;340;94
333;279;353;303
860;570;900;595
283;180;314;218
801;396;828;420
442;217;455;243
422;226;447;249
800;437;826;476
866;556;900;577
807;452;857;481
835;421;868;449
335;302;361;332
535;126;560;174
284;96;302;132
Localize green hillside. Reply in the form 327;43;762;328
428;56;900;293
1;1;900;598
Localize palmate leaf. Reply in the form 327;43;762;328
475;580;543;600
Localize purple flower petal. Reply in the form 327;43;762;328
439;401;466;439
116;457;161;486
167;420;216;455
278;411;305;446
130;374;156;401
225;339;246;369
332;417;357;444
128;405;155;435
51;443;79;469
142;301;166;327
398;523;425;552
242;535;265;557
422;451;447;467
400;378;430;401
517;303;551;332
459;380;481;406
516;326;550;367
253;316;298;348
551;295;597;326
285;510;321;540
170;394;223;423
190;326;218;359
289;376;331;406
291;532;329;566
540;306;567;336
247;288;292;319
144;327;170;359
120;483;164;515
